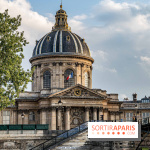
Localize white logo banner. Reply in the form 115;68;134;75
88;122;138;139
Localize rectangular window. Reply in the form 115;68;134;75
142;112;149;118
3;111;10;124
126;113;133;121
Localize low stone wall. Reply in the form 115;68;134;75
0;131;52;150
0;139;46;150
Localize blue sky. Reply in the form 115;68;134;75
1;0;150;100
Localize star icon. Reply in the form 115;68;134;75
112;132;115;135
102;132;105;135
117;132;120;135
107;132;110;135
122;132;125;135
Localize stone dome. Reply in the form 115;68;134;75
32;4;91;58
32;31;91;57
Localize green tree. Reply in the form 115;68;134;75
0;10;32;110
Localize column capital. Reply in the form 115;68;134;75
103;108;108;111
99;107;103;111
109;111;115;115
115;111;121;115
57;106;64;110
51;107;56;110
65;106;71;111
85;107;90;111
93;107;99;110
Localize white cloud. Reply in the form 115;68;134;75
73;14;87;20
91;50;107;60
68;19;85;33
91;50;116;73
140;56;150;65
0;0;53;45
119;94;128;101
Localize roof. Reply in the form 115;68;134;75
32;31;91;58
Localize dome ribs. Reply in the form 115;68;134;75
56;31;60;52
59;30;63;52
32;31;91;57
53;31;59;52
67;31;78;53
73;33;83;54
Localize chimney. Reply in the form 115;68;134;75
133;93;137;102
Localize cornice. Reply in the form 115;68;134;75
29;53;94;64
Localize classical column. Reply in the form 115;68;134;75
93;107;97;121
99;108;103;121
103;109;108;121
57;107;62;130
65;107;70;130
40;110;47;124
51;107;56;130
85;107;90;122
116;112;120;121
110;112;115;121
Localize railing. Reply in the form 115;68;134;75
30;122;88;150
0;124;49;130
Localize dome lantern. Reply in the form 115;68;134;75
52;5;71;31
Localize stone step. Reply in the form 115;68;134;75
62;143;86;146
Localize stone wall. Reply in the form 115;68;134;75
0;132;51;150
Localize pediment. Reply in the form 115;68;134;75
49;84;106;99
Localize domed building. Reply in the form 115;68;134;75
0;4;122;135
30;4;93;94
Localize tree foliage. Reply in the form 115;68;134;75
0;10;32;110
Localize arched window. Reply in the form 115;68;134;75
85;72;89;88
43;71;51;89
29;112;35;121
64;69;74;88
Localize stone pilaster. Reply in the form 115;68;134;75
110;112;115;121
13;110;17;124
51;107;56;130
98;107;103;120
37;64;41;92
10;110;13;124
116;112;120;121
40;110;47;124
24;111;29;124
65;107;70;130
103;108;108;121
85;107;90;122
93;107;97;121
40;74;43;90
18;111;22;124
57;107;62;130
